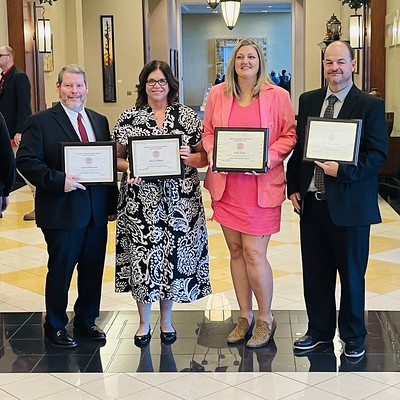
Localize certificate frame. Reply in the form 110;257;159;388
303;117;362;166
61;141;117;185
212;127;269;173
128;134;184;180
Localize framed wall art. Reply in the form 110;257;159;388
100;15;116;102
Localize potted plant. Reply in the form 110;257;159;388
338;0;370;10
39;0;57;5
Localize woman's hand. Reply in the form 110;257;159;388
207;149;214;169
126;169;142;185
244;171;260;176
179;145;191;164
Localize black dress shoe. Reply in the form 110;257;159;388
45;329;78;349
344;340;365;358
293;334;331;350
160;327;177;344
134;327;152;347
74;324;106;340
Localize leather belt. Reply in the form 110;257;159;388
314;191;327;201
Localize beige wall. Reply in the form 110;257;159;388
81;0;144;127
386;0;400;136
0;0;7;45
41;0;144;128
303;0;357;91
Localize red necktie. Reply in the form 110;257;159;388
77;112;89;142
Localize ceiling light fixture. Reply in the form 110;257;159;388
220;0;241;30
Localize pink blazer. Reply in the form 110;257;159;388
202;82;297;208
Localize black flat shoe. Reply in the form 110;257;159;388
134;327;152;347
160;326;177;344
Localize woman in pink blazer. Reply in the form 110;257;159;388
203;39;296;348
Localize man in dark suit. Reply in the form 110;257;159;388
0;45;31;146
17;64;118;349
286;41;387;358
0;45;34;220
0;112;15;218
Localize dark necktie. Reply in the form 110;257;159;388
314;95;338;193
0;73;5;96
77;112;89;142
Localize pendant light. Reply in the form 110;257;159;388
206;0;220;9
220;0;241;30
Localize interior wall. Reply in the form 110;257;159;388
81;0;144;127
386;0;400;136
0;0;7;44
182;12;292;107
41;1;67;108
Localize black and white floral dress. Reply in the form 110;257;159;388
113;103;211;304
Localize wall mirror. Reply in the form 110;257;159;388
215;38;268;76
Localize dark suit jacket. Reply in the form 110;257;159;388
16;102;117;229
0;112;15;197
286;84;387;227
0;65;32;138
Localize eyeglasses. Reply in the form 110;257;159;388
146;78;168;86
0;54;11;57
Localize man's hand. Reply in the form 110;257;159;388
289;192;302;215
64;174;86;192
14;133;22;147
314;160;339;177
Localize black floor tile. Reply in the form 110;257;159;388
1;310;400;373
32;355;93;373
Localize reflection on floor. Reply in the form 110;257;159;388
1;185;400;399
1;310;400;374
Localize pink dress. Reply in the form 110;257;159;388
212;98;281;235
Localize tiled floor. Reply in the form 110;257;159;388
0;184;400;399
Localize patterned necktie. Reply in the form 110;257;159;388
77;112;89;142
314;95;338;193
0;73;5;96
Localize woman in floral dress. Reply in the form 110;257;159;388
113;60;211;347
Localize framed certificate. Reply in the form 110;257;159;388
61;141;117;184
303;117;362;166
212;127;269;173
128;134;184;180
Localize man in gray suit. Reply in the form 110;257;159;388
17;64;118;349
286;41;387;359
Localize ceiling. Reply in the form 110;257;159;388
180;2;292;14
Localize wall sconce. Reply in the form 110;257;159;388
36;16;52;53
350;12;363;49
206;0;220;9
220;0;241;30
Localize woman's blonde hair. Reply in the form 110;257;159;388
224;38;272;99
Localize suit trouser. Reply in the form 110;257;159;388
13;146;36;196
42;223;108;331
299;193;370;342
